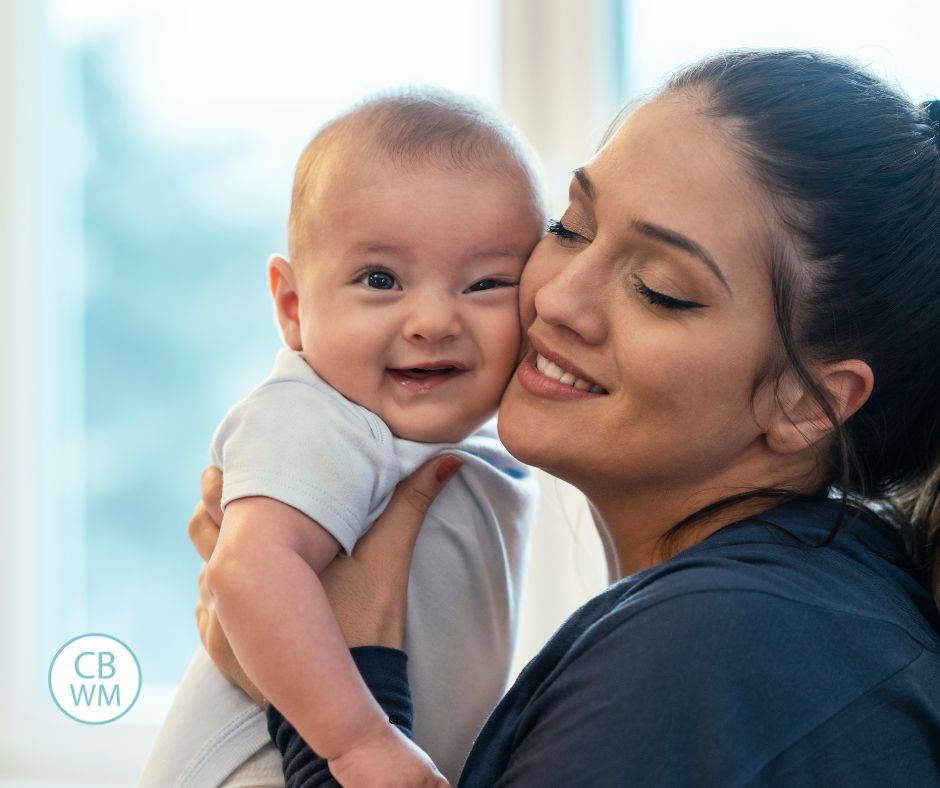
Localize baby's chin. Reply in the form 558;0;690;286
385;408;498;444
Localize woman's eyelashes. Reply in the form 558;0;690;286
633;277;707;310
547;218;590;244
546;219;707;311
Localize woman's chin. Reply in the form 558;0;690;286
497;381;555;468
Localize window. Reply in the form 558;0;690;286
49;0;501;689
623;0;940;99
4;1;507;783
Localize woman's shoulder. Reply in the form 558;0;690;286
608;498;938;644
500;564;940;787
559;498;940;686
473;500;940;786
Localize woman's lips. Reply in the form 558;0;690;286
516;351;607;400
387;367;466;393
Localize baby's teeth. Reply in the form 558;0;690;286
545;360;565;379
573;378;592;391
559;371;576;385
536;354;549;374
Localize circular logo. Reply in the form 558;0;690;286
48;633;141;724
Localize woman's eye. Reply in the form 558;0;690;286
362;270;399;290
546;219;587;243
465;278;515;293
633;277;707;311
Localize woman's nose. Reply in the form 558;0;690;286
531;249;606;345
402;294;461;344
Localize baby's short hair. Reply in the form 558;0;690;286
288;87;545;262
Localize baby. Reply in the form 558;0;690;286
139;89;545;787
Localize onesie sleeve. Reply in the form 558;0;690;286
210;376;398;555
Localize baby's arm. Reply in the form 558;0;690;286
205;496;429;778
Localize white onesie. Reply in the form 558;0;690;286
138;349;537;787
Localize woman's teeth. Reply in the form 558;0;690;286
535;353;605;393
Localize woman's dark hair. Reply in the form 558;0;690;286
649;50;940;605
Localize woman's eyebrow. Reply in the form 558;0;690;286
572;167;731;294
632;221;731;294
573;167;595;199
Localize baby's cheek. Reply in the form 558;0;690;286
488;308;524;383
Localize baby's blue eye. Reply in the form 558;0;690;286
466;279;513;293
367;271;397;290
467;279;498;292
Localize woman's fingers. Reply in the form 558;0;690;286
188;502;221;562
356;454;463;563
189;466;224;562
189;465;263;705
318;454;462;650
196;562;267;708
200;466;224;525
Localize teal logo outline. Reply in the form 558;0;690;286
48;632;142;725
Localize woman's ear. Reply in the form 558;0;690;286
765;359;874;454
268;255;303;351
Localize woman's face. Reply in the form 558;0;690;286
498;94;781;505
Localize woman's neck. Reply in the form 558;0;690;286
589;493;725;579
585;456;822;580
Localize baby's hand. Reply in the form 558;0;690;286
328;724;449;787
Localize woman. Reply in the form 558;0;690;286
191;50;940;785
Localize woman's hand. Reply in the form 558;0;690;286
190;468;268;707
317;454;463;649
190;456;463;700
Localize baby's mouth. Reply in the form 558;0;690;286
394;366;458;379
387;366;467;391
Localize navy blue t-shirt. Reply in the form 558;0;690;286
269;499;940;786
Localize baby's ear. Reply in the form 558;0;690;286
268;255;302;351
765;359;874;454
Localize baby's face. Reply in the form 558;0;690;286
286;152;544;442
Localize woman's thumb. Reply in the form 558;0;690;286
399;454;462;518
357;455;463;558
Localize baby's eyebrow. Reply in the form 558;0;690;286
468;246;523;260
347;241;524;265
351;241;407;255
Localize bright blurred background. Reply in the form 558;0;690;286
1;0;938;784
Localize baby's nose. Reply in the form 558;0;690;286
402;297;461;343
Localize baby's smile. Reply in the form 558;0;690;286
387;364;468;393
